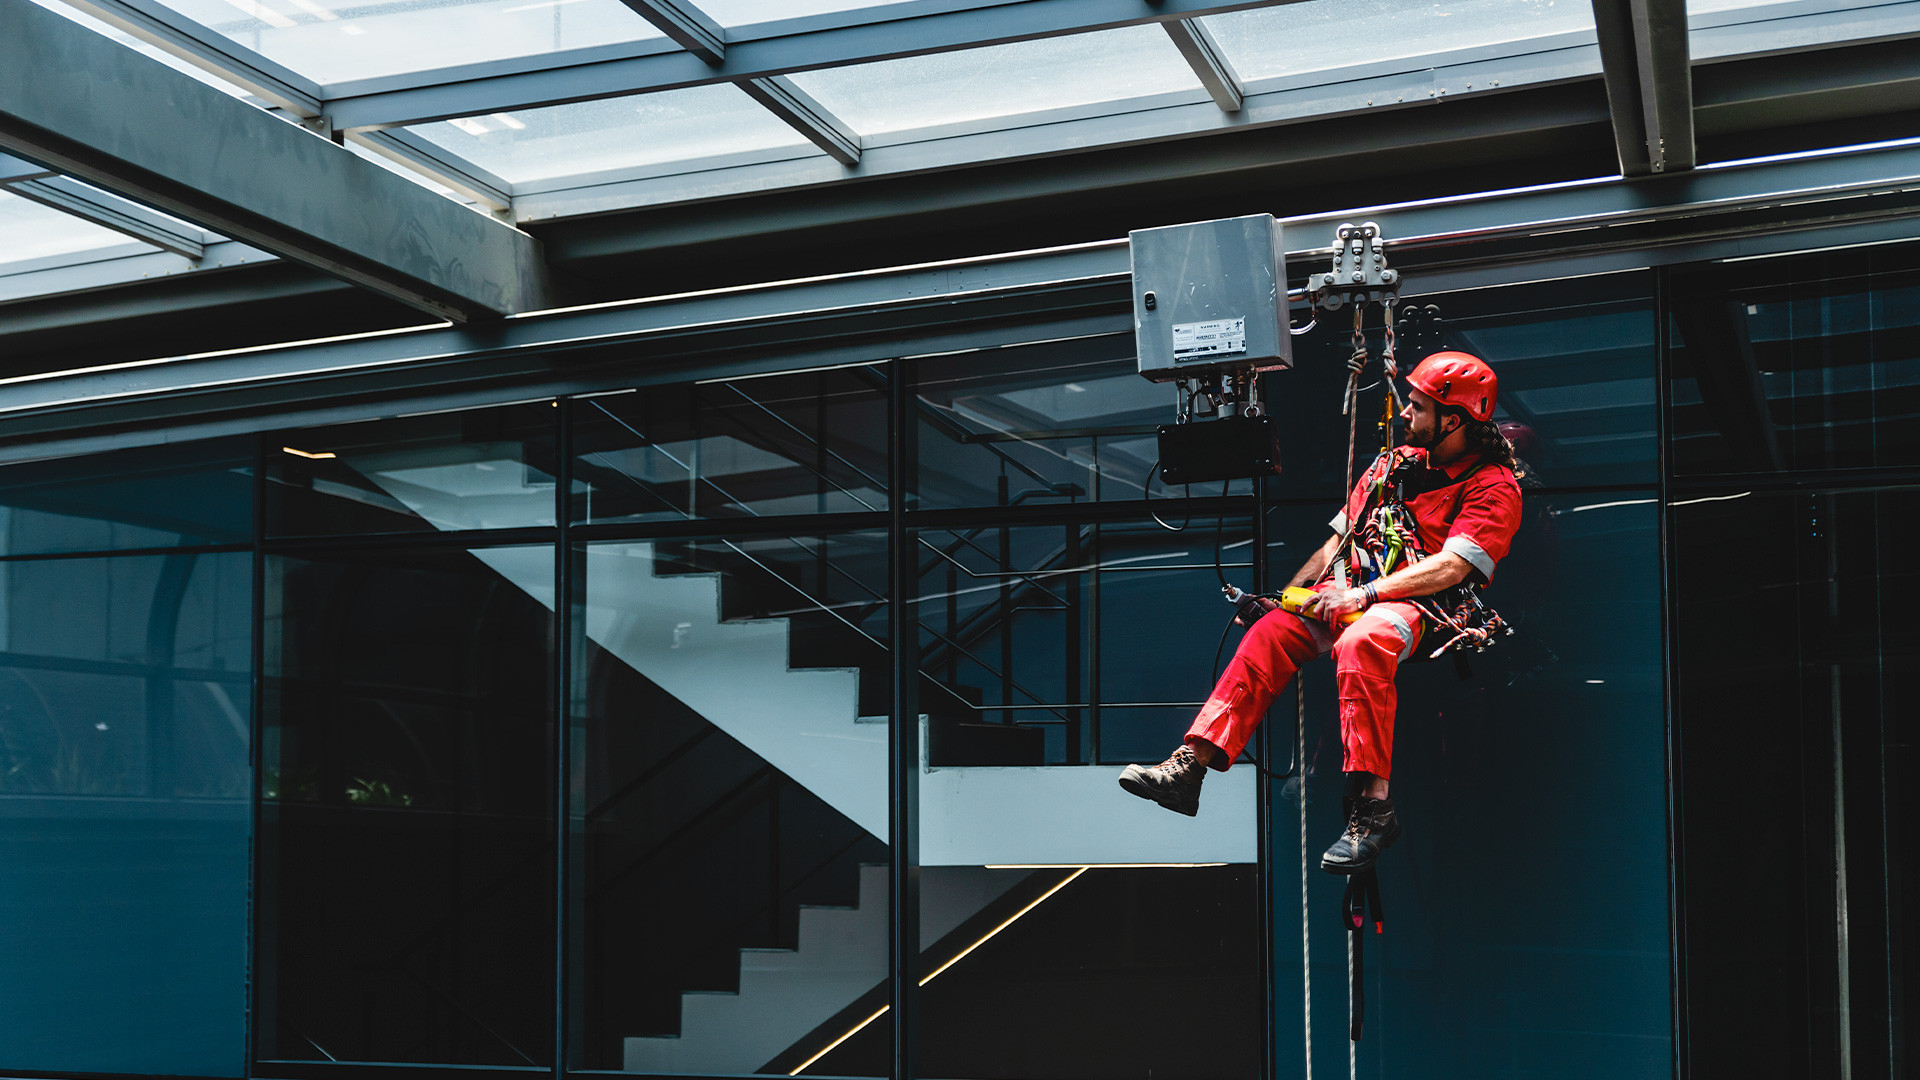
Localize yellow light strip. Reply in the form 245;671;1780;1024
281;446;336;460
917;866;1089;986
787;1005;891;1076
985;862;1226;870
788;866;1093;1076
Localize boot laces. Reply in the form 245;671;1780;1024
1154;745;1199;780
1342;800;1378;842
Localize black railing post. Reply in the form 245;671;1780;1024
555;395;579;1080
1064;520;1082;763
997;472;1012;726
248;435;268;1076
889;359;921;1080
1653;266;1689;1080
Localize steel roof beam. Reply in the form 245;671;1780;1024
6;174;212;259
323;0;1308;132
0;0;553;321
1162;18;1243;112
740;76;862;166
621;0;726;65
55;0;323;117
1590;0;1695;175
12;136;1920;456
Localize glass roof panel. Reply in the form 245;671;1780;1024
408;83;816;185
701;0;955;30
1202;0;1596;85
0;191;155;269
787;24;1203;137
27;0;253;98
149;0;660;85
1685;0;1920;55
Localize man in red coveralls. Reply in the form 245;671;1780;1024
1119;352;1524;874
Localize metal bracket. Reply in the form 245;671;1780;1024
1306;221;1400;310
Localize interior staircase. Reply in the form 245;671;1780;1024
346;445;1254;1071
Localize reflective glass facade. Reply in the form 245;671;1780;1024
0;238;1914;1080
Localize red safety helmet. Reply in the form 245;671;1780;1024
1406;350;1498;423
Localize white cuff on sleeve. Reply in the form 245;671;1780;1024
1442;535;1495;580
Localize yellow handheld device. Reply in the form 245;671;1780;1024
1277;586;1362;627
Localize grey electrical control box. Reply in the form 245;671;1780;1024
1131;215;1289;382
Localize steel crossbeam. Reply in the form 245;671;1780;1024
1591;0;1696;175
1;0;553;320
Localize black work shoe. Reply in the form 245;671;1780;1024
1118;744;1205;817
1320;796;1402;874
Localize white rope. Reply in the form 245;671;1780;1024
1299;678;1312;1080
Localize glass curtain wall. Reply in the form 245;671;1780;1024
0;441;253;1077
256;409;559;1069
566;370;895;1077
0;257;1764;1080
1667;248;1918;1080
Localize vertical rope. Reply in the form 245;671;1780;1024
1299;678;1312;1080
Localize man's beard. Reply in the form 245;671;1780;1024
1403;422;1437;448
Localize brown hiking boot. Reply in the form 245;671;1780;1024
1117;744;1206;817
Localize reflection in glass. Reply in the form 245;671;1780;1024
0;552;250;1075
1671;256;1920;474
1202;0;1595;87
267;402;559;536
0;438;253;556
147;0;656;85
1670;488;1912;1073
259;547;554;1065
908;511;1265;1076
572;535;888;1074
790;25;1202;138
915;517;1259;768
574;368;888;525
413;84;815;186
914;342;1258;510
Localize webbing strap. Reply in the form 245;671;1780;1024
1341;868;1386;1043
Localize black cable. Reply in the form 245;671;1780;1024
1212;478;1231;589
1145;460;1191;531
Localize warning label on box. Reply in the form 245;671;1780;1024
1172;317;1246;360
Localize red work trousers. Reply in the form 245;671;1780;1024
1185;602;1425;779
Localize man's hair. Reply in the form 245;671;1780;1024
1439;404;1517;470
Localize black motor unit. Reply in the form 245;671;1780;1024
1157;415;1281;485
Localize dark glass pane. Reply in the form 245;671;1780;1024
904;512;1262;1078
0;552;250;1075
1670;248;1920;475
905;864;1262;1080
0;438;251;555
913;274;1654;511
570;533;889;1075
573;368;888;526
1672;489;1913;1078
267;403;559;537
913;339;1233;510
912;515;1260;768
260;546;554;1066
1274;491;1668;1079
